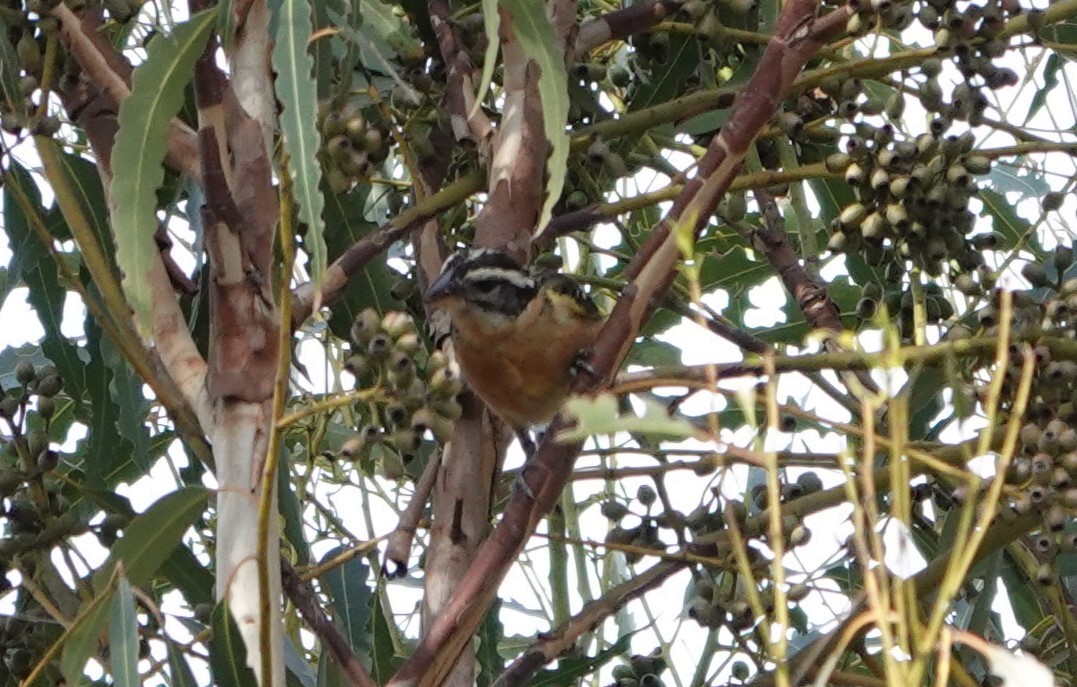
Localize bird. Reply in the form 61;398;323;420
424;248;604;454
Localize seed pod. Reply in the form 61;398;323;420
861;212;886;240
36;374;63;398
601;501;629;520
1053;245;1074;270
839;203;867;228
15;361;35;386
946;164;970;187
636;484;657;507
825;152;851;172
777;111;803;137
380;311;415;339
431;397;462;421
1021;262;1050;289
963;155;991;175
844;162;864;186
889;176;910;198
367;333;393;361
350;308;381;345
884;203;909;229
16;34;41;72
378;449;407;480
428;366;463;398
1042;192;1064;212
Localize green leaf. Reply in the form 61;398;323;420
60;584;115;684
322;185;401;340
0;15;25;117
110;576;140;687
2;161;49;286
94;487;210;591
369;584;403;683
1024;53;1061;124
54;149;113;257
624;338;682;368
999;551;1043;630
987;162;1051;199
279;448;310;565
110;9;215;337
698;246;772;292
531;631;634;687
210;602;260;687
979;189;1034;251
324;0;425;89
83;316;140;487
161;546;215;606
472;0;500;118
319;545;372;657
476;599;504;687
24;258;90;405
629;34;696;111
0;343;50;392
167;638;201;687
273;0;328;289
559;394;700;442
354;0;423;69
501;0;570;236
284;638;318;687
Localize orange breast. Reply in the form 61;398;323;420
451;298;602;428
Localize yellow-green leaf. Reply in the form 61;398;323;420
500;0;569;236
273;0;328;289
558;394;701;442
110;10;216;338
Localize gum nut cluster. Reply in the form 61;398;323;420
317;99;393;194
340;308;463;480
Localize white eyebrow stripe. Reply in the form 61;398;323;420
465;267;535;289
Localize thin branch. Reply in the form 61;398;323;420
280;561;376;687
387;4;852;685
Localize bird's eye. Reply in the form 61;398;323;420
471;280;499;292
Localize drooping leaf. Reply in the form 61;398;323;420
471;0;500;117
23;258;90;407
54;149;113;257
319;545;373;657
110;9;216;337
273;0;328;289
210;602;260;687
369;583;403;683
0;15;25;117
1024;53;1061;124
93;487;210;591
82;315;139;487
530;631;634;687
278;448;310;565
3;161;50;287
502;0;570;236
161;545;216;606
110;576;140;687
284;637;318;687
59;582;115;684
476;599;505;687
559;394;701;442
167;638;201;687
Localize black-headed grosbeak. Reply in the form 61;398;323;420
424;248;604;448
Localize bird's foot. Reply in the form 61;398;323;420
569;349;598;381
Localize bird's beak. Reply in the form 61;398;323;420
424;269;459;304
